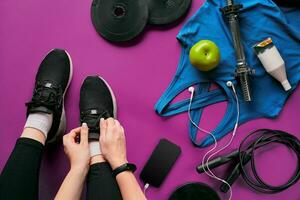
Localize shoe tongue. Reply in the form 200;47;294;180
82;108;111;133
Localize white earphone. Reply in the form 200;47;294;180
188;87;195;101
188;86;195;93
188;81;239;200
226;81;233;87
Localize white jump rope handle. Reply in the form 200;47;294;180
188;81;239;200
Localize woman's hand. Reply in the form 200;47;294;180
63;123;90;174
55;123;90;200
99;118;146;200
99;118;127;170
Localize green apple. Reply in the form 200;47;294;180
189;40;221;71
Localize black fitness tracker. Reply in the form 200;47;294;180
112;163;137;177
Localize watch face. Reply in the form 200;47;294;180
169;182;220;200
127;163;137;172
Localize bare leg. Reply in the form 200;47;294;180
90;155;106;165
21;128;46;146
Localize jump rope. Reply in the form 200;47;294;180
237;129;300;193
188;81;239;200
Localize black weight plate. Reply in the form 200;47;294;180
148;0;192;25
169;182;220;200
91;0;148;42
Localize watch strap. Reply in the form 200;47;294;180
112;163;137;177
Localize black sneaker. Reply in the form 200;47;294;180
26;49;73;144
80;76;117;140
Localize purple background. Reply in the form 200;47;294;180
0;0;300;199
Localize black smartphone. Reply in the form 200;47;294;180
140;139;181;187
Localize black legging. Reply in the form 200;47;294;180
0;138;122;200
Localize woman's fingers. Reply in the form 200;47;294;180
70;127;81;137
80;123;89;146
114;119;120;127
100;118;107;138
106;117;115;126
64;127;81;143
120;125;125;136
100;118;123;140
114;120;122;136
106;118;116;136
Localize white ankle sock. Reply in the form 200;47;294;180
24;113;53;138
89;141;101;157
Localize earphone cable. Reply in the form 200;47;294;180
188;81;239;200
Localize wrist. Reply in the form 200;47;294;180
70;164;89;175
115;170;133;179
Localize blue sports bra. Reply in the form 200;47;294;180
155;0;300;147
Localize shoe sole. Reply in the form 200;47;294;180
97;76;118;118
46;49;73;144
